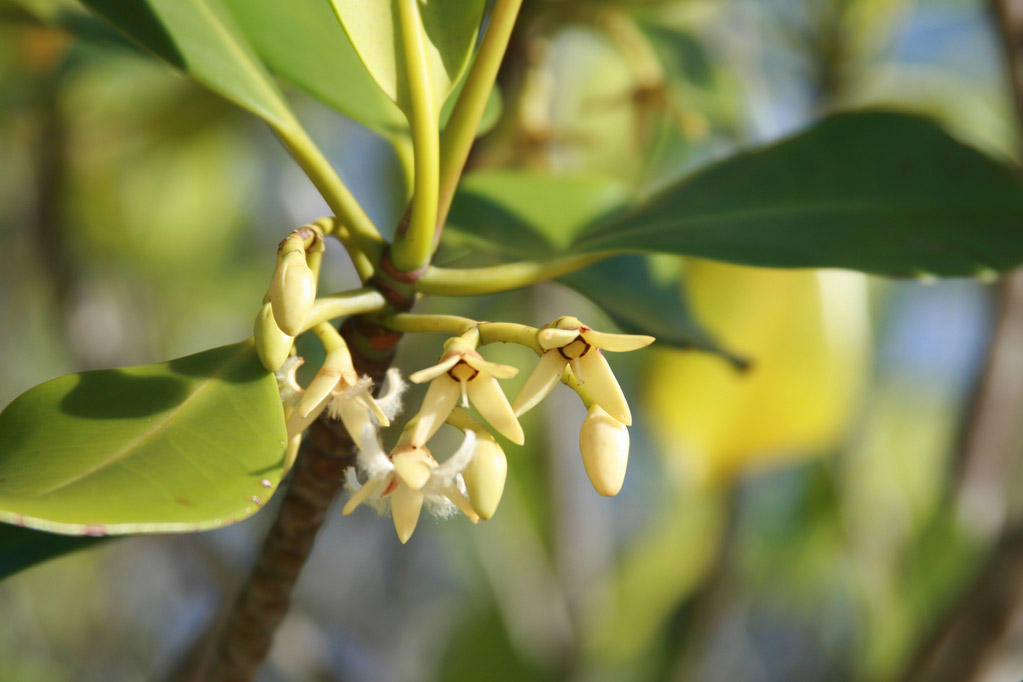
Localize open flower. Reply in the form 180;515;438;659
281;350;403;450
408;337;524;446
512;316;654;425
343;426;480;543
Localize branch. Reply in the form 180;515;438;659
202;316;401;682
896;2;1023;680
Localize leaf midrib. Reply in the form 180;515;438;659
576;199;1021;248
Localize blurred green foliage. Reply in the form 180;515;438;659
0;1;1019;681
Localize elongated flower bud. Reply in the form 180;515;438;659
270;250;316;336
579;404;629;497
254;301;294;372
462;437;507;520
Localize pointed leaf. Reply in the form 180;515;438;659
329;0;487;116
442;170;739;359
574;111;1023;277
0;341;287;535
81;0;294;128
222;0;407;135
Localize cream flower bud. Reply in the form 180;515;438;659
254;300;294;372
579;404;629;497
270;250;317;336
462;436;507;520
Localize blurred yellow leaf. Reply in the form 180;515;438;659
645;259;869;486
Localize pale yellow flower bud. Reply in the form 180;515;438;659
270;250;317;336
462;436;507;520
254;300;294;372
579;404;629;497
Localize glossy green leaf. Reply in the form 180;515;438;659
329;0;487;116
445;169;632;251
222;0;407;136
0;524;108;581
574;111;1023;277
561;257;748;369
443;170;738;359
81;0;294;128
0;341;287;535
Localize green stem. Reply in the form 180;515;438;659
311;321;346;353
301;288;388;332
274;120;385;281
382;314;541;353
383;313;476;335
436;0;523;235
389;0;440;273
416;252;613;296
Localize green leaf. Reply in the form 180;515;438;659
0;524;108;581
445;169;633;251
443;170;739;360
329;0;487;116
81;0;294;129
222;0;407;136
574;111;1023;277
0;341;287;535
221;0;501;138
561;256;748;369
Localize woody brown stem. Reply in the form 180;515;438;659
895;2;1023;680
202;317;401;682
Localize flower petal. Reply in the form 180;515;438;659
463;354;519;379
342;474;384;515
392;449;435;491
434;429;477;482
390;483;424;544
512;350;567;417
282;433;302;473
583;329;655;352
442;484;480;523
355;424;393;479
297;368;341;418
333;400;371;449
358;393;390;427
468;375;525;445
286;395;329;439
375;368;409;422
409;355;460;384
537;327;580;350
409;377;461;446
578;351;632;425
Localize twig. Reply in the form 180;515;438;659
899;526;1023;682
896;2;1023;679
200;317;400;682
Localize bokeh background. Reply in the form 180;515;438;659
2;0;1023;681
